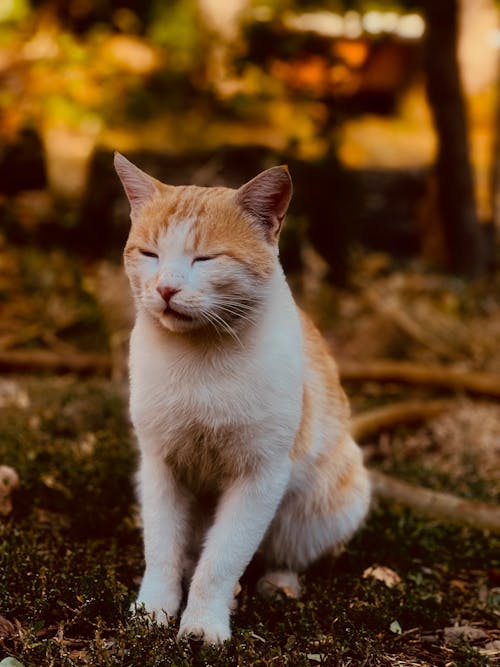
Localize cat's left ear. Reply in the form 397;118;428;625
114;152;162;218
236;166;293;241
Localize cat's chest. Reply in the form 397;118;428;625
128;313;304;486
133;350;264;428
129;330;277;445
130;349;268;490
164;422;259;493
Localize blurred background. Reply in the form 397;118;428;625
1;0;500;373
1;6;500;663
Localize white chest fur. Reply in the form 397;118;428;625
129;274;304;490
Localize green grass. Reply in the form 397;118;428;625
0;378;498;666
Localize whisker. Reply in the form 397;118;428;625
202;309;245;349
214;306;258;327
209;297;259;325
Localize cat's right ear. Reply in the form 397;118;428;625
236;166;292;242
114;152;161;218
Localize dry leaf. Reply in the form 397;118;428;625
363;565;402;588
0;615;15;639
450;579;468;592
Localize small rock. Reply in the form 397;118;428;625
484;640;500;651
444;625;488;644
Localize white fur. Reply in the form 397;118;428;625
127;227;370;644
130;263;305;640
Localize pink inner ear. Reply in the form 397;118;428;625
114;152;157;213
237;166;293;237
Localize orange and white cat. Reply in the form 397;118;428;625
114;152;371;645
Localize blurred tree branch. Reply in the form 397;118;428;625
340;360;500;397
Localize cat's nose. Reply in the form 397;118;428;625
156;285;180;304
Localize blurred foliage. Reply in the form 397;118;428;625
0;1;213;140
0;243;109;353
0;0;425;151
1;17;159;134
0;0;495;276
0;0;30;23
251;0;419;13
147;0;202;72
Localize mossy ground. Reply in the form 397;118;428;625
1;380;498;666
0;248;499;666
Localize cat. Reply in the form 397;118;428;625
114;152;371;645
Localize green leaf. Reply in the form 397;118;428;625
390;620;403;634
0;658;27;667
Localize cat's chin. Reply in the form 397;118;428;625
158;308;200;333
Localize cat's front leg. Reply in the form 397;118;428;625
178;459;291;644
133;450;190;624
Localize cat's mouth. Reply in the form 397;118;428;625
162;305;193;322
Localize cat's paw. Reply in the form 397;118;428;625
130;600;176;625
257;570;302;600
131;585;181;625
177;609;231;645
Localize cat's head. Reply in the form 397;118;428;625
114;153;292;335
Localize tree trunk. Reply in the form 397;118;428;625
421;0;487;278
491;53;500;237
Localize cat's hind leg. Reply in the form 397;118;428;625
258;437;371;597
257;569;301;600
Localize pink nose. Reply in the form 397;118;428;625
156;285;180;304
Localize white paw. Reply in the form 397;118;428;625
178;609;231;645
131;578;181;625
130;599;175;625
257;570;302;600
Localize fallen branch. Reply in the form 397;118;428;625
0;349;112;376
351;400;500;534
340;360;500;398
351;399;453;441
370;470;500;535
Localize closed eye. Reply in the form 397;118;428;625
193;254;220;263
139;250;158;258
